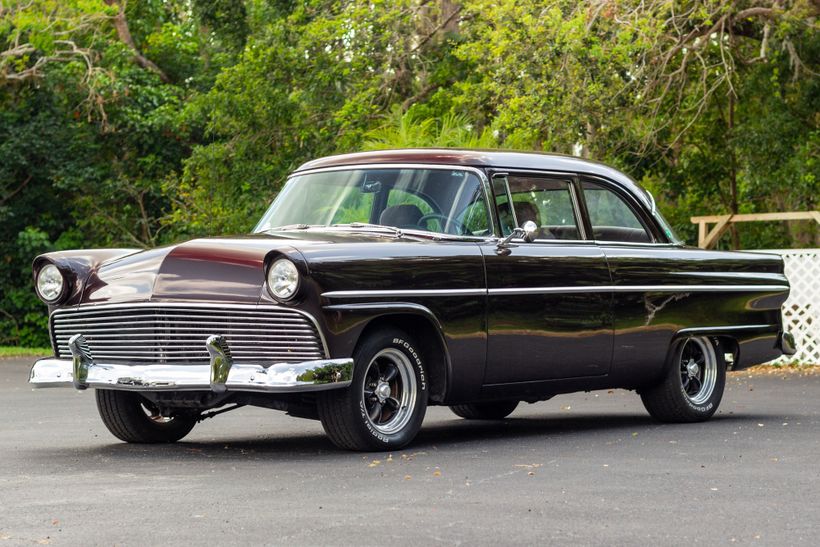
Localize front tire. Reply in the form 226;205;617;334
640;336;726;423
318;329;428;451
450;400;519;420
95;390;197;443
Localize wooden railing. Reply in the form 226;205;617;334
691;211;820;249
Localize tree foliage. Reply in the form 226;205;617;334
1;0;817;345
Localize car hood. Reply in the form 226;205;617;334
80;231;423;305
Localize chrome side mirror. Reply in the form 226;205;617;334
497;220;538;250
521;220;537;242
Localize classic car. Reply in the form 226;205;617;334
29;149;795;451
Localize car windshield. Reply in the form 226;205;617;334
253;168;491;237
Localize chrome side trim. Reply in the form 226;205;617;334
323;289;487;298
322;285;789;298
488;284;790;295
29;357;354;393
676;324;777;334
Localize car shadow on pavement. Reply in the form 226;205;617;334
23;411;770;462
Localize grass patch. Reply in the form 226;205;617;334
0;346;52;358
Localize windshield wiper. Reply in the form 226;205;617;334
331;223;404;238
266;224;319;232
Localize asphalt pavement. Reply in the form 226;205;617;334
1;357;819;546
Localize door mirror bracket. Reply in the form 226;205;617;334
496;220;537;251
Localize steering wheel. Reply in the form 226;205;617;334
417;213;467;235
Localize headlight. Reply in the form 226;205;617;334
267;258;300;301
36;263;65;303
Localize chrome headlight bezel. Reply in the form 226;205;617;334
266;258;301;301
35;263;67;304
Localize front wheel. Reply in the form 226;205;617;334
318;329;428;451
95;390;197;443
640;336;726;423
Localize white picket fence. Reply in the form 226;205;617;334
757;249;820;365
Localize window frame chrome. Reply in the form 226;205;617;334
273;163;499;241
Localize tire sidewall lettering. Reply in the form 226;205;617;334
357;337;427;445
392;337;427;392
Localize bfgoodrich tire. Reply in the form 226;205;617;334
95;390;197;443
450;400;519;420
640;336;726;423
317;328;428;451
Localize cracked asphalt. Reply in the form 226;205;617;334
2;358;819;546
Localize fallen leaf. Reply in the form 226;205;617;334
433;469;441;477
404;475;412;480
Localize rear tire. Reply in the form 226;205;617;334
318;328;428;451
450;400;519;420
95;390;197;443
640;336;725;423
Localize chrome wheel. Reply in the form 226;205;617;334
362;348;417;435
679;337;717;406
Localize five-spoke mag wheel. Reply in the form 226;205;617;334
318;328;428;451
641;336;726;423
362;348;417;435
679;337;718;406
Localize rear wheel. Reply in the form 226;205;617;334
318;329;428;451
450;400;519;420
640;336;725;423
95;390;197;443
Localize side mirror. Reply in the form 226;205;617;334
497;220;538;251
520;220;537;243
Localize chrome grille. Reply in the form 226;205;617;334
51;303;326;364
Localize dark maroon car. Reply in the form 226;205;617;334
30;149;795;450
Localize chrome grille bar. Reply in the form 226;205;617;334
50;303;327;364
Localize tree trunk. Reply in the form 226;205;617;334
105;0;169;82
727;92;740;250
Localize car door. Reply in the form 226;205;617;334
481;172;613;384
578;176;694;381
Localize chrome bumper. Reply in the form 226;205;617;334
777;330;797;356
29;334;353;393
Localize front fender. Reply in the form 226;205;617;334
322;302;453;402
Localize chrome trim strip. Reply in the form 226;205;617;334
50;302;330;359
29;357;354;393
322;284;789;298
323;289;487;298
676;324;777;334
488;284;789;295
568;180;588;240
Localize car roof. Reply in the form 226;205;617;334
294;149;652;209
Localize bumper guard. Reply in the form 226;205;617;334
29;334;353;393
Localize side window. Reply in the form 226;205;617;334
582;181;653;243
503;175;580;240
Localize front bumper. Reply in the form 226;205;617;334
29;334;353;393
